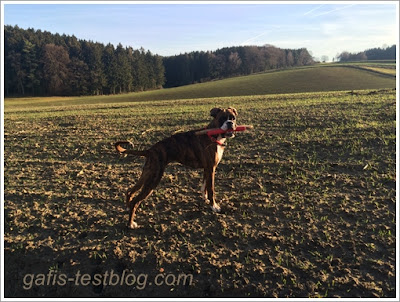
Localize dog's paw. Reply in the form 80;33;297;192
211;203;221;213
128;221;138;229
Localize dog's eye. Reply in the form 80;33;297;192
229;115;236;121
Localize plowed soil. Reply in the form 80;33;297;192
3;90;396;297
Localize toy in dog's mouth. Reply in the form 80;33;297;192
194;125;253;140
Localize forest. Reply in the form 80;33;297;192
163;46;314;87
337;45;396;62
5;25;315;96
4;26;165;96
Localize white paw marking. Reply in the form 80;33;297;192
211;203;221;213
128;221;138;229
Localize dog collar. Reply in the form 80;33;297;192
208;133;226;146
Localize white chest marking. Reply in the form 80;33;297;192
216;137;226;165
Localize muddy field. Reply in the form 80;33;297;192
3;90;396;297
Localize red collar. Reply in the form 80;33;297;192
207;132;226;146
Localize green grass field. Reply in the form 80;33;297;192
3;63;397;297
5;64;395;109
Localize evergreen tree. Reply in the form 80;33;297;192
81;41;106;95
68;57;89;95
102;43;118;94
42;44;70;95
115;43;132;93
21;39;40;95
131;48;149;91
153;55;165;88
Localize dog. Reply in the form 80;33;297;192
115;107;238;229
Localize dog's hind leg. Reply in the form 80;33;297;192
126;156;166;229
125;182;144;210
127;187;154;229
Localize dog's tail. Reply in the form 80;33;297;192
114;141;148;157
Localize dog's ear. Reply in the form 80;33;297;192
228;107;238;116
210;108;222;118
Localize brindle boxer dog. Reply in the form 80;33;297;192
115;107;237;229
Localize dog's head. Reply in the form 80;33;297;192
210;107;238;138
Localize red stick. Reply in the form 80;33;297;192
195;125;253;136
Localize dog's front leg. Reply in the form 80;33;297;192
205;167;221;213
201;172;208;201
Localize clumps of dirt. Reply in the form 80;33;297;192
3;91;396;297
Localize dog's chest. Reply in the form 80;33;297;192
215;137;226;165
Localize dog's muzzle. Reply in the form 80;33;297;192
226;121;235;130
222;120;236;138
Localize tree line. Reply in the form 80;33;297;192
337;45;396;62
4;25;316;96
163;46;314;87
4;25;165;96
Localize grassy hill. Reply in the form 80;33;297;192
5;64;396;109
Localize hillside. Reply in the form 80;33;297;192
153;65;395;100
5;64;396;109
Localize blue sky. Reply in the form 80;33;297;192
3;2;398;61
